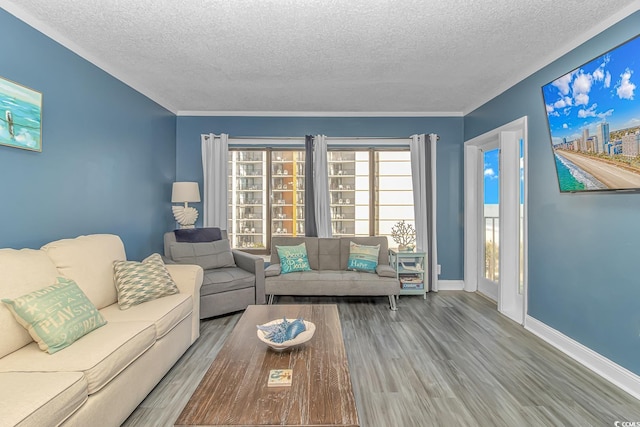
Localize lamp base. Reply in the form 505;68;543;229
172;205;198;229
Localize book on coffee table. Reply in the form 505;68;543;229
267;369;292;387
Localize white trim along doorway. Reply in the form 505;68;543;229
464;116;528;325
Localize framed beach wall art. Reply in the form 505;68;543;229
542;33;640;193
0;76;42;152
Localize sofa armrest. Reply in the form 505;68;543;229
376;264;397;278
233;250;266;305
265;264;281;277
165;263;204;344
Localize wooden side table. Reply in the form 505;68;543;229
389;249;427;299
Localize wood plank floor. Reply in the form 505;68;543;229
123;292;640;426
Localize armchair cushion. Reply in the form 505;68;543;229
169;239;236;270
202;267;255;294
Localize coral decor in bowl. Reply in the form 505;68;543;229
256;319;316;351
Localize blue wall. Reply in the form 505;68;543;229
0;9;176;260
465;12;640;374
176;116;465;280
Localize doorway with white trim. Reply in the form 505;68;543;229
464;117;527;325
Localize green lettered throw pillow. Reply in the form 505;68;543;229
113;253;179;310
1;277;107;354
347;242;380;273
276;243;312;274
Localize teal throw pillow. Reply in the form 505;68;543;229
347;242;380;273
2;277;107;354
276;243;312;274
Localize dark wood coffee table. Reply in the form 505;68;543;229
175;304;359;427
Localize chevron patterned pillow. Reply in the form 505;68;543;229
113;253;179;310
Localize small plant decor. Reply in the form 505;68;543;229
391;220;416;251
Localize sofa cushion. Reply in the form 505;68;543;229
169;240;235;269
265;270;398;296
346;242;380;273
2;277;107;354
276;243;312;274
318;238;341;270
0;248;60;358
202;267;255;295
0;321;156;394
113;254;179;310
41;234;126;310
0;371;87;427
100;293;192;340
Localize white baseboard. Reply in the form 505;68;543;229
525;315;640;400
437;280;465;291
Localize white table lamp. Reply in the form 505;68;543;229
172;182;201;228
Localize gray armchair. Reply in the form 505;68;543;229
164;229;265;319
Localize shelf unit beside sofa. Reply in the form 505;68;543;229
389;249;427;299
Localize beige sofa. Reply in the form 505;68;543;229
0;234;203;427
265;236;399;310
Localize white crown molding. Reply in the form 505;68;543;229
463;1;640;115
177;110;463;118
525;315;640;400
0;1;178;114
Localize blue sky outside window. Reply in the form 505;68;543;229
484;148;500;204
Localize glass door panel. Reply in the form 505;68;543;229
483;148;500;284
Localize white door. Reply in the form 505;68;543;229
464;117;527;325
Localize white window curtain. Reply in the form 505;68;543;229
411;133;438;291
201;133;229;229
313;135;332;237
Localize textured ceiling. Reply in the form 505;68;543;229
1;0;639;115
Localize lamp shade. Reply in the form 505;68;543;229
172;182;201;203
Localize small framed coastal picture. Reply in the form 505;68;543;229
0;76;42;152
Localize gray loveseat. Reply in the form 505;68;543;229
164;229;265;318
265;236;399;310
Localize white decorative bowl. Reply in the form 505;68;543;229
257;320;316;351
